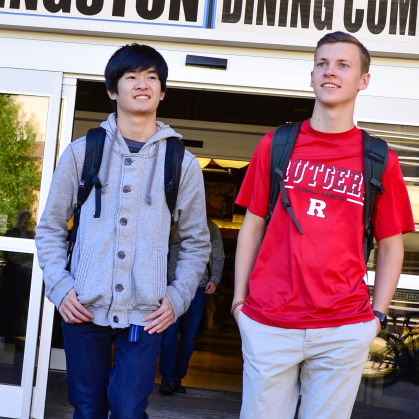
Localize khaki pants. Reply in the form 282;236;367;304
238;312;376;419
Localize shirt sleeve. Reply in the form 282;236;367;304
166;157;211;319
35;143;79;308
235;132;273;218
372;149;415;242
209;223;225;284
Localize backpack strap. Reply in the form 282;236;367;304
165;137;185;226
164;138;185;286
67;127;106;270
362;130;388;268
266;122;303;234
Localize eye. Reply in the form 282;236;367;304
340;63;348;68
317;62;326;67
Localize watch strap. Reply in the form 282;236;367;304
373;310;387;329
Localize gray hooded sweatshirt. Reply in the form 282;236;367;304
35;114;211;328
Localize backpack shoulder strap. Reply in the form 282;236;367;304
165;137;185;226
362;130;389;268
77;127;106;214
266;121;303;233
67;127;106;269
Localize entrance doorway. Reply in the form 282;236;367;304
48;80;315;392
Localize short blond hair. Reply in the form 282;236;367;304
315;31;370;74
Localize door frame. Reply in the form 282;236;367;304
30;76;77;419
0;68;62;419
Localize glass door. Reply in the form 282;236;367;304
357;120;419;418
0;68;62;419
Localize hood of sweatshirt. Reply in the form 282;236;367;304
100;113;182;204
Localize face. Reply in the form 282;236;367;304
19;215;30;229
311;43;370;108
108;68;165;117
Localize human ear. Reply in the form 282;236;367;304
358;73;370;92
310;71;314;88
108;91;117;100
160;91;165;101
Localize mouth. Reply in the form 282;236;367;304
321;83;340;89
134;95;150;100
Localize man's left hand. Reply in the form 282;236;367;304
205;280;217;294
143;296;175;334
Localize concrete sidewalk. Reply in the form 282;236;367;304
42;371;416;419
44;371;242;419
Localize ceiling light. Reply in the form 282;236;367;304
213;159;249;169
196;158;211;169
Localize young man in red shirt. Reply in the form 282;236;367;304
233;32;415;419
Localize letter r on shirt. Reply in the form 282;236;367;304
307;198;326;218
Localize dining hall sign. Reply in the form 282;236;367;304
0;0;209;27
215;0;419;38
1;0;419;47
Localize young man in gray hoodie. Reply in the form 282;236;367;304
35;44;211;419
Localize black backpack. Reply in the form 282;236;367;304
66;127;185;269
266;122;388;268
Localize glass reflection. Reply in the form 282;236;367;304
0;249;33;385
0;93;48;236
358;121;419;180
359;307;419;418
360;122;419;278
363;312;419;387
402;230;419;277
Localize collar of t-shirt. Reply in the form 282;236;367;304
303;119;360;140
123;125;161;153
124;137;145;153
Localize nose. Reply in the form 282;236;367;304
135;76;148;89
324;64;336;77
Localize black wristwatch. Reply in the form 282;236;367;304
373;310;388;330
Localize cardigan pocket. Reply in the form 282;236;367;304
74;243;96;297
153;250;168;301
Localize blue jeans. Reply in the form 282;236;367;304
62;320;162;419
160;286;207;383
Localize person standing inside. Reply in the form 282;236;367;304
233;32;415;419
159;219;225;394
0;210;34;343
35;44;210;419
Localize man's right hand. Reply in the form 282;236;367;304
59;288;94;323
233;303;243;324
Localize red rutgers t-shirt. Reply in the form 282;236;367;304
236;120;415;329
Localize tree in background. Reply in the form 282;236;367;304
0;94;41;232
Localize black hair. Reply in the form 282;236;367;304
315;31;370;74
105;43;168;112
